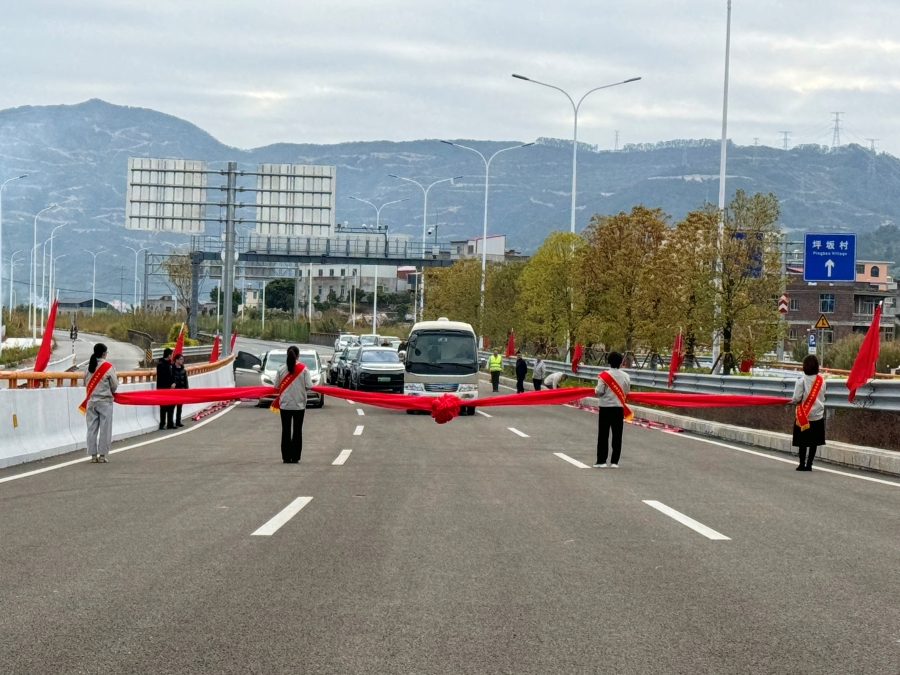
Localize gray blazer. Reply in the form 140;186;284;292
594;369;631;408
791;374;825;422
83;359;118;403
274;364;312;411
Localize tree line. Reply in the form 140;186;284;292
424;190;783;373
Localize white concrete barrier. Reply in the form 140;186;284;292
0;363;235;468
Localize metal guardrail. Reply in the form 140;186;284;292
480;352;900;412
309;332;340;347
150;345;212;360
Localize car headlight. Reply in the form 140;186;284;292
261;375;274;385
458;384;478;392
405;382;425;391
311;375;321;385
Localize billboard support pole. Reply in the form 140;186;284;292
222;162;237;357
189;251;202;339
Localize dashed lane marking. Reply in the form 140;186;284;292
354;425;364;436
347;400;356;405
642;500;731;541
251;496;313;536
476;410;493;418
508;427;529;438
332;449;353;465
357;409;365;416
554;453;590;469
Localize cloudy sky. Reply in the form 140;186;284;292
3;0;900;153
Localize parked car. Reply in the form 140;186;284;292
336;344;361;388
334;332;359;352
233;348;325;408
358;334;381;347
348;346;405;393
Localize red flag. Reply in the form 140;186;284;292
667;330;684;387
209;333;220;363
230;330;238;352
571;343;583;373
33;299;58;373
174;322;185;356
847;302;882;402
504;331;515;357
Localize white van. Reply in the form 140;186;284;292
402;318;482;415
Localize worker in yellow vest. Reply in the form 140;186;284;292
488;348;503;393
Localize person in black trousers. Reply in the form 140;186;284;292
274;346;313;463
515;351;527;394
594;352;632;468
156;348;176;430
172;353;189;428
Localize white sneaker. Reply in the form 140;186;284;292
610;463;619;469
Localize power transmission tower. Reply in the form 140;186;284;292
831;112;843;150
866;138;879;152
779;131;791;151
753;137;759;164
614;131;619;151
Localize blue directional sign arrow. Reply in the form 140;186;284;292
803;233;856;282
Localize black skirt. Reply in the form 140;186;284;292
792;418;826;448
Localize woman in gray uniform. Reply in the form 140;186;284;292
84;343;118;463
274;346;312;463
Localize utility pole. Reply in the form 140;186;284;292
614;131;619;151
831;112;843;150
753;137;759;164
119;266;125;311
221;162;237;357
779;131;791;151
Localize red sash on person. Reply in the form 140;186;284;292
599;371;634;421
78;361;113;414
795;375;823;431
269;363;306;413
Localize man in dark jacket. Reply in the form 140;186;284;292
156;348;176;430
515;351;527;394
172;353;189;428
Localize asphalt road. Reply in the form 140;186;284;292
51;330;144;371
2;383;899;673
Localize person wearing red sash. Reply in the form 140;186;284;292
272;346;312;463
82;343;117;463
791;355;826;471
593;351;632;468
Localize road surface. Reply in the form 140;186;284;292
51;330;144;372
2;382;898;673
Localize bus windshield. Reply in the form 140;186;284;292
406;331;477;375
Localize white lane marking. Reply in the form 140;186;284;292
642;500;731;541
347;399;355;405
554;452;589;469
682;435;900;489
508;427;529;438
357;409;365;416
0;403;239;485
353;425;364;436
332;449;353;465
251;496;313;536
476;410;493;418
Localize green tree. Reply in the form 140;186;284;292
265;278;295;312
484;260;526;348
210;286;241;314
423;258;481;327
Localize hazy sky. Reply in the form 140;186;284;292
3;0;900;153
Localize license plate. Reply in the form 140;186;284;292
378;377;391;382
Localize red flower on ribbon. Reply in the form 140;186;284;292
430;393;462;424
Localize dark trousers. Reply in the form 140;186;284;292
490;371;501;392
160;406;175;429
516;376;525;393
798;446;818;469
175;404;184;426
280;409;305;462
597;407;625;465
533;378;543;391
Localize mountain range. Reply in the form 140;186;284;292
1;98;899;306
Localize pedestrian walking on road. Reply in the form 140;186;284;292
82;343;117;463
489;348;503;393
172;353;189;428
791;355;826;471
594;352;631;468
274;346;312;463
156;348;176;430
532;356;546;391
515;351;527;394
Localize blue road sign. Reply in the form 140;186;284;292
803;233;856;282
807;332;817;355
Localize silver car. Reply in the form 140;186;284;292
234;348;325;408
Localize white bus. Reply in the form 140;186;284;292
402;318;482;415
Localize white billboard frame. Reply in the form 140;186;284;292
125;157;209;233
254;163;336;237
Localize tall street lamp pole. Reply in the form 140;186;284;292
440;141;533;347
511;74;640;233
347;196;408;335
30;204;58;339
0;174;27;354
387;174;463;258
125;246;149;312
84;249;108;316
7;250;23;321
42;222;68;328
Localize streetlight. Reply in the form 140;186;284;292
84;249;108;316
347;196;409;335
511;74;641;233
50;253;66;306
41;222;68;328
440;140;534;346
0;173;27;356
387;174;463;258
5;250;23;323
30;204;59;339
125;246;150;313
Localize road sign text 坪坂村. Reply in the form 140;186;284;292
803;233;856;282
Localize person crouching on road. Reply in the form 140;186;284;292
594;351;631;468
172;353;189;428
515;351;527;394
274;346;312;464
532;355;546;391
544;371;565;390
791;354;826;471
84;343;117;463
488;348;503;393
156;347;176;430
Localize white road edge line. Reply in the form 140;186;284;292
353;425;364;436
508;427;529;438
476;410;492;418
554;452;589;469
251;496;313;536
332;449;353;465
642;500;731;541
357;409;365;416
0;402;239;485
